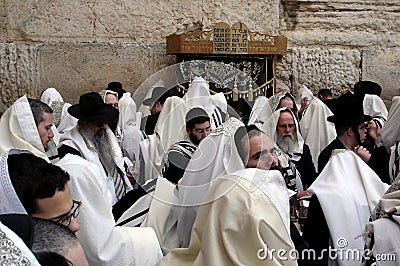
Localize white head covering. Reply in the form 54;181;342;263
118;92;143;168
247;96;270;126
0;150;28;215
40;87;63;106
262;107;304;160
308;150;389;266
182;77;214;115
55;102;78;134
177;117;245;247
99;89;119;103
0;96;49;162
118;92;137;128
299;98;336;169
382;96;400;148
363;94;388;128
295;84;314;111
0;222;40;265
268;91;296;112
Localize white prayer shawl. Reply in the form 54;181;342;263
262;107;304;161
40;87;66;145
299;98;336;170
59;125;133;205
118;92;143;169
56;154;162;266
182;76;214;117
0;150;27;215
142;177;180;255
363;171;400;266
177;117;245;248
0;222;41;266
40;87;64;106
363;94;388;128
382;96;400;148
268;91;295;112
211;92;227;115
295;84;314;111
56;102;78;134
119;92;137;128
308;150;389;266
159;169;296;266
138;96;186;185
382;96;400;182
247;95;270;126
0;95;49;162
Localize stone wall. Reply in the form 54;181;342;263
1;0;399;113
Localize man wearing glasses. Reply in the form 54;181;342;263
161;107;211;184
0;150;80;233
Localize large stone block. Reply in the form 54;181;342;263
36;43;175;104
0;43;38;113
4;0;281;43
362;48;400;108
288;48;360;96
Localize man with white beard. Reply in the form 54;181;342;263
264;108;317;192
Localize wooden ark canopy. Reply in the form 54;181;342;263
166;22;287;56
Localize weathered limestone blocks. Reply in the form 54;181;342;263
0;43;37;112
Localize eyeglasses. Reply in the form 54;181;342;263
55;200;82;227
260;148;282;159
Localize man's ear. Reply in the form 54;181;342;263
347;127;354;136
186;128;191;136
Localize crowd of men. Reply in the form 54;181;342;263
0;77;399;266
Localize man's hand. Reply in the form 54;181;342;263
126;168;138;184
298;97;308;114
367;120;382;145
354;145;371;163
297;190;311;199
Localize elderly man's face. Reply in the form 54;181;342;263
276;111;295;141
245;133;279;170
37;112;54;151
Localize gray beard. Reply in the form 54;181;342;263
277;135;297;154
80;127;115;175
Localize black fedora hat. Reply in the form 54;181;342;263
107;81;126;100
143;86;168;106
68;92;119;122
327;100;371;126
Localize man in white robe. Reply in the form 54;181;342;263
58;92;134;204
303;150;389;266
159;127;296;265
0;94;163;265
382;96;400;182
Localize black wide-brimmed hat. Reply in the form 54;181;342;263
107;81;126;99
68;92;119;122
143;86;168;106
327;99;371;126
